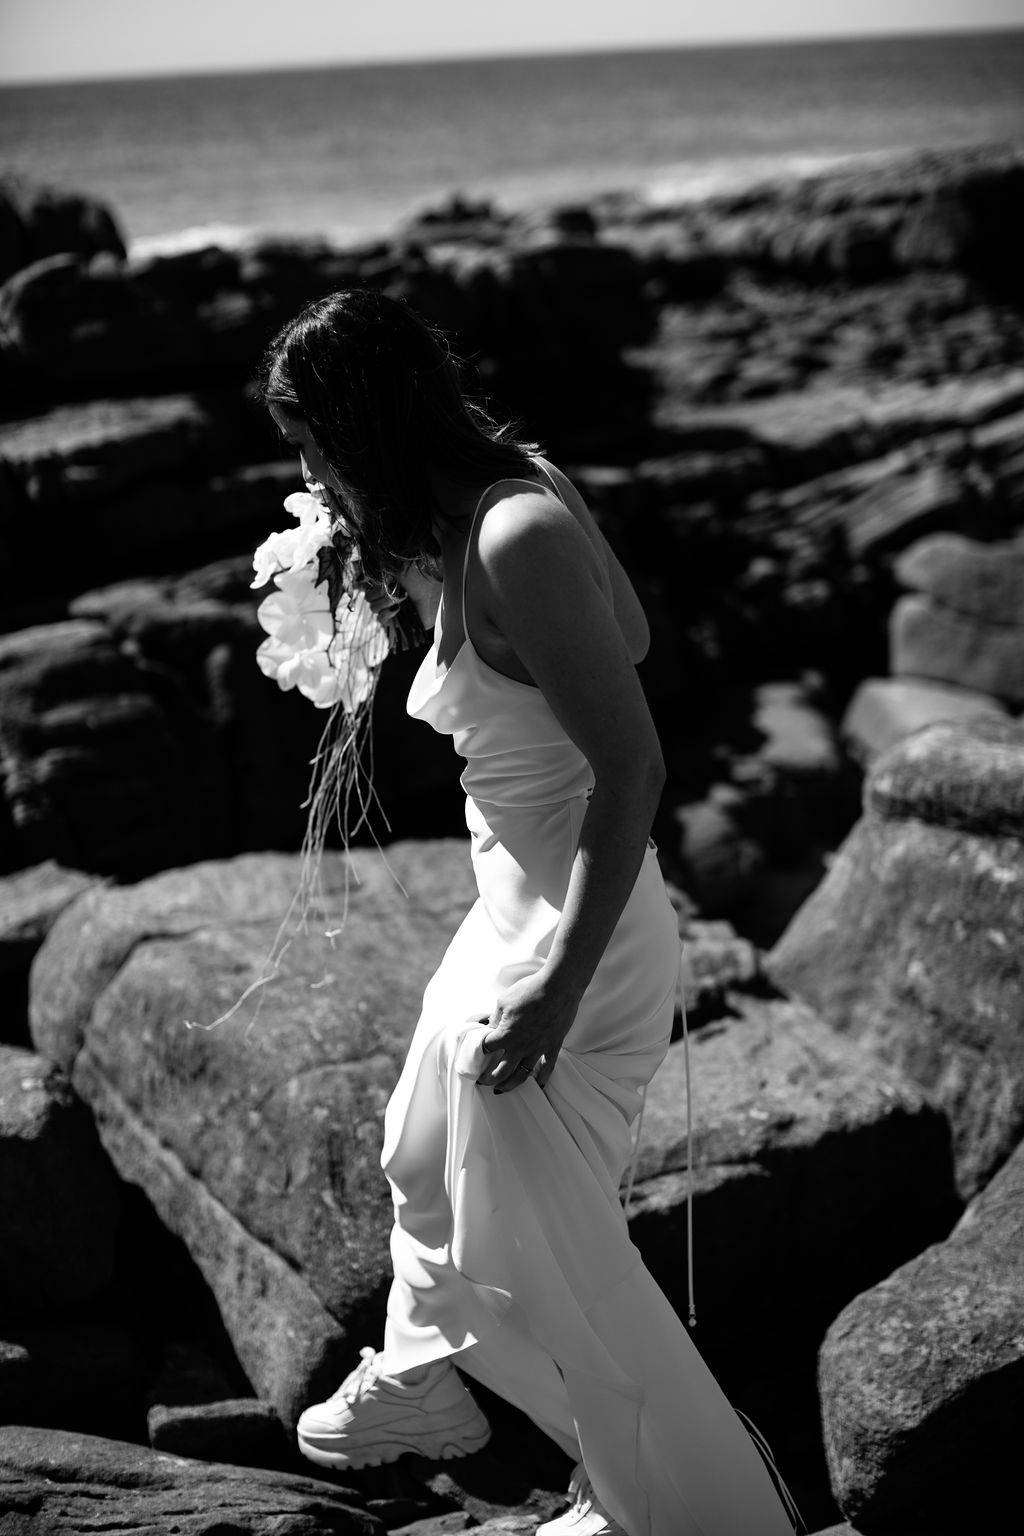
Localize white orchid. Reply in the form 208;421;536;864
251;491;333;588
253;491;392;711
255;566;335;653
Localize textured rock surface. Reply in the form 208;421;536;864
818;1137;1024;1535
0;1044;122;1318
890;590;1024;706
622;992;959;1365
677;916;763;1027
894;530;1024;625
0;862;105;1050
840;675;1007;764
0;862;102;975
147;1396;292;1469
0;172;126;286
0;618;237;878
0;1423;380;1534
767;716;1024;1200
27;842;477;1427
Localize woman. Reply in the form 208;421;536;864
256;289;801;1536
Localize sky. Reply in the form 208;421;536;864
2;0;1021;85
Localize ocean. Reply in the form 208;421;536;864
1;28;1023;253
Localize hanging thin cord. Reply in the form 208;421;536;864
619;951;806;1533
734;1407;810;1534
622;943;696;1330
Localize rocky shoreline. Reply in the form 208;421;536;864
1;139;1023;1533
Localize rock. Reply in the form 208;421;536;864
750;681;842;780
894;157;1024;293
673;787;766;916
66;558;460;845
0;249;278;393
651;366;1024;479
678;917;763;1027
27;844;478;1428
890;591;1024;707
148;1396;292;1470
868;713;1024;836
0;419;293;612
840;460;972;561
767;716;1024;1200
841;675;1008;764
0;1044;122;1319
623;993;959;1366
0;862;103;977
0;618;235;878
0;172;126;286
410;1450;568;1531
818;1136;1024;1534
392;1516;480;1535
894;530;1024;625
0;1423;379;1534
0;560;463;878
729;679;857;851
974;405;1024;515
0;392;217;517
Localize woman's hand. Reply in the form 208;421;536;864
475;969;583;1094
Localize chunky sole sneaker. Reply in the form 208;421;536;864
536;1460;628;1535
296;1346;492;1471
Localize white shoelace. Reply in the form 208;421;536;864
328;1345;383;1405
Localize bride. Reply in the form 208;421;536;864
256;287;803;1536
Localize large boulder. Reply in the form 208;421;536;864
818;1135;1024;1534
893;530;1024;626
622;991;959;1369
0;172;126;285
890;587;1024;707
27;843;477;1427
0;1424;379;1535
766;716;1024;1201
0;394;224;603
841;675;1007;764
0;619;234;879
0;249;279;394
0;861;103;979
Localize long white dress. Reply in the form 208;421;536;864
377;458;800;1536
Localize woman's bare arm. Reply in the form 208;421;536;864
472;491;665;1091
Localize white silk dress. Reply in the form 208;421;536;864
377;457;800;1536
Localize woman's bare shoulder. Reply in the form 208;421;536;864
534;458;651;664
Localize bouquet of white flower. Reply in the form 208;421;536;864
184;483;426;1038
252;484;426;706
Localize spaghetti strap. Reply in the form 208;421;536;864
529;454;568;508
458;461;567;645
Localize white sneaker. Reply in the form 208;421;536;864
536;1460;628;1535
296;1347;492;1470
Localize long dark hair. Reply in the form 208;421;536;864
253;287;543;592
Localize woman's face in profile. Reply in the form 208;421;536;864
268;401;347;502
